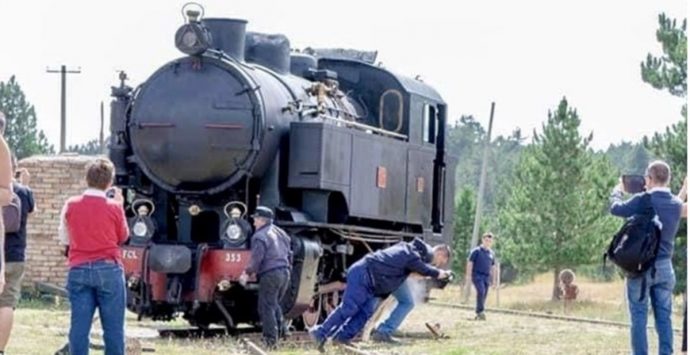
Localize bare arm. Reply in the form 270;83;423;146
0;136;12;206
18;168;30;187
678;177;687;202
682;203;687;219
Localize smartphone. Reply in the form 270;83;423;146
622;175;646;194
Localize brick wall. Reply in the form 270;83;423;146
19;154;95;287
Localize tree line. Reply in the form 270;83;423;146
449;13;686;299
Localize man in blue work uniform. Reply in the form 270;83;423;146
242;206;292;349
309;238;451;351
465;233;496;320
609;161;682;355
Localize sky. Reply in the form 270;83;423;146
0;0;686;151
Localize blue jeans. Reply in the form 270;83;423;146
473;275;490;314
376;279;415;336
626;259;675;355
67;261;126;355
314;261;379;342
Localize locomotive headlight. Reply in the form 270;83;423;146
225;224;242;240
174;23;211;56
181;30;199;47
133;221;149;238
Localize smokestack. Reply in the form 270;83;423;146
201;18;248;61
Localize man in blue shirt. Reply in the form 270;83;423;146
242;206;292;349
465;233;496;320
0;155;34;355
309;238;451;352
610;160;682;355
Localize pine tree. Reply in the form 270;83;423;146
0;76;54;158
452;187;476;280
641;13;687;116
626;143;651;174
499;98;618;300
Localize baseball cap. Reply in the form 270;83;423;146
251;206;274;219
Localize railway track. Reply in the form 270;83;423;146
147;300;681;354
159;327;383;355
428;301;683;333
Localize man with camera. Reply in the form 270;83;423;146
610;160;683;355
58;158;129;355
309;238;451;352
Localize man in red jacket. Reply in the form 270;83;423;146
58;158;129;355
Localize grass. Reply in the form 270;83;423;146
5;273;686;354
435;273;685;325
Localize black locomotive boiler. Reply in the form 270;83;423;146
110;8;456;330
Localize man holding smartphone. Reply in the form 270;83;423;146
610;160;682;355
58;158;129;355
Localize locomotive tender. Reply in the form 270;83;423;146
110;8;456;330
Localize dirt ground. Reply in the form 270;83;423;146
6;275;686;354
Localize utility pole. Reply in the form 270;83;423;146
99;101;105;153
463;102;496;303
46;65;81;153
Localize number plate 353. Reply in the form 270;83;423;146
224;253;242;263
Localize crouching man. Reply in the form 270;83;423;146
309;238;451;351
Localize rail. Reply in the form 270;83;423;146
428;301;683;333
301;109;408;140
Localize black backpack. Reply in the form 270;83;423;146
604;193;661;300
2;191;22;234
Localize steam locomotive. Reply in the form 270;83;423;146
109;7;456;330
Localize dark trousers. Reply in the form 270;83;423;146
258;268;290;344
473;275;490;314
314;261;379;342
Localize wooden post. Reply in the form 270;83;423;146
46;65;81;153
495;261;501;307
463;102;495;302
99;101;105;153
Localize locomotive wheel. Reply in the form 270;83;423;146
301;294;322;328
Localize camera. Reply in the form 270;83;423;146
622;175;646;194
106;188;116;199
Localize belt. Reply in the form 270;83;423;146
75;259;119;267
